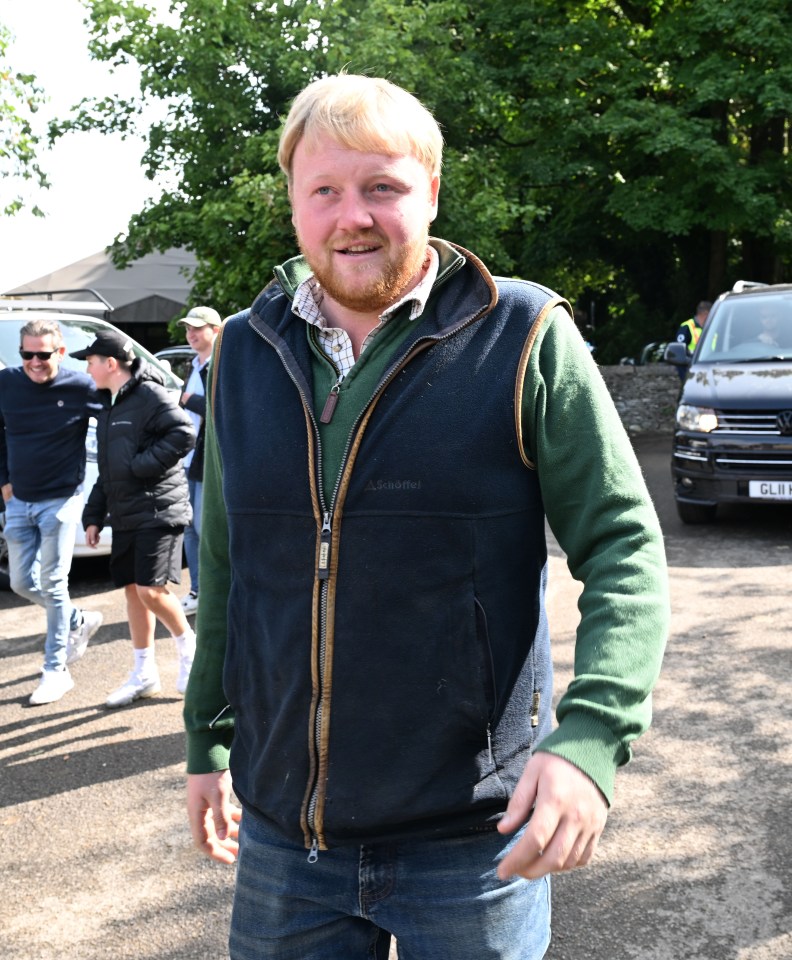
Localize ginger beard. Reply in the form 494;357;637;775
297;226;431;316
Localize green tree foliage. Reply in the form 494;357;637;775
0;22;49;216
67;0;792;360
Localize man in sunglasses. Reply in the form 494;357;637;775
0;318;104;704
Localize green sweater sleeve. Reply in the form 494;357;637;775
183;361;235;774
522;305;670;804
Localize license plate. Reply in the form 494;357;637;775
749;480;792;500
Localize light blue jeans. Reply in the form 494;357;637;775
230;812;551;960
5;492;82;671
183;476;202;595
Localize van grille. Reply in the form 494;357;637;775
715;411;785;434
713;453;792;470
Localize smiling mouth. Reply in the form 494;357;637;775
336;239;382;256
335;237;382;257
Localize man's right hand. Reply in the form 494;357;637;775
1;483;12;502
187;770;242;864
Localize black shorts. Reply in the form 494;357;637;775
109;527;184;588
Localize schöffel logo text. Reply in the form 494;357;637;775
365;479;422;492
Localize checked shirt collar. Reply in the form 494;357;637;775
292;246;439;379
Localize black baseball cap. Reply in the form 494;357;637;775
70;328;136;362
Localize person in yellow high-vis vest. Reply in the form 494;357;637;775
674;300;711;380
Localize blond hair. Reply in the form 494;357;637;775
278;74;443;179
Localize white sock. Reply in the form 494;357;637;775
173;627;196;655
134;647;156;677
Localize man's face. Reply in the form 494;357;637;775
86;355;113;390
184;323;217;358
289;132;440;315
20;334;65;384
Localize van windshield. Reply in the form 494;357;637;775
698;294;792;362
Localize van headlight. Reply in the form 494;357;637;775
677;405;718;433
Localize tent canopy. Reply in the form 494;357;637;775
4;248;196;325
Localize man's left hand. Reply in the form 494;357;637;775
496;752;608;880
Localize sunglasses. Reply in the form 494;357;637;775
20;349;58;361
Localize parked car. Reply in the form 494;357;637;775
0;295;184;588
620;341;669;366
664;280;792;523
154;345;196;383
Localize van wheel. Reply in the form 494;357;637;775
676;501;717;524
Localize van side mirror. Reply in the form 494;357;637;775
664;342;690;366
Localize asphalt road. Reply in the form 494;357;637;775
1;433;790;959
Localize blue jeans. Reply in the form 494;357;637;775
5;492;82;671
230;813;551;960
183;476;202;594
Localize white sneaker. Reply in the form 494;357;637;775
105;671;161;708
180;592;199;616
176;632;196;695
66;610;104;664
30;668;74;705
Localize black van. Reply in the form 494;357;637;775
664;281;792;523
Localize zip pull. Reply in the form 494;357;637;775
307;837;319;863
530;691;541;728
318;511;332;580
486;723;494;766
320;375;344;424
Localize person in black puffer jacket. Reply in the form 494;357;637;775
73;328;197;709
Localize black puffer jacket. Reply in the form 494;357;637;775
83;359;195;532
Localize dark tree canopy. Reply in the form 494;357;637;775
61;0;792;361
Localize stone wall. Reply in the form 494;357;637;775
598;364;680;435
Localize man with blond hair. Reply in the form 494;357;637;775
184;74;669;959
